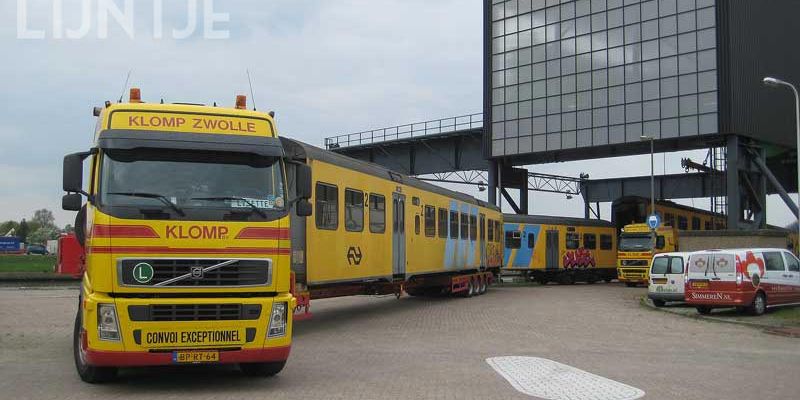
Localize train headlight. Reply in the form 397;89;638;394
268;302;287;338
97;304;120;341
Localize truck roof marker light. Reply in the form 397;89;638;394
130;88;142;103
269;111;275;118
235;95;247;110
93;107;102;117
104;100;112;108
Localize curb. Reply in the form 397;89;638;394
639;296;800;338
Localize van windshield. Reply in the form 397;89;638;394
651;257;670;274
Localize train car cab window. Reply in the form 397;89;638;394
460;212;469;240
315;182;338;230
469;214;477;241
344;188;364;232
600;234;613;250
480;214;486;241
438;208;448;238
496;221;502;243
368;193;385;233
583;233;597;249
487;220;494;242
505;231;521;248
566;232;580;249
415;215;421;235
691;216;701;230
449;210;459;239
677;216;688;230
424;206;436;237
527;233;535;248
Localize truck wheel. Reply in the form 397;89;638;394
240;361;286;377
625;282;637;288
478;277;487;295
696;306;713;315
652;299;666;307
748;292;767;316
73;310;117;384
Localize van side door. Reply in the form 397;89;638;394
762;251;788;304
782;251;800;303
669;255;685;294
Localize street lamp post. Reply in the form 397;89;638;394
763;77;800;243
641;135;656;222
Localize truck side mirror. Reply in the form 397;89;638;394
296;199;312;217
62;193;83;211
63;152;87;193
296;164;312;199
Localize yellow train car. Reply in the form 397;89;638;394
502;215;618;284
281;138;503;311
612;196;723;231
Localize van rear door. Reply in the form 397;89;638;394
687;252;736;291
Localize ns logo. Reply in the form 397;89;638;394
347;246;363;266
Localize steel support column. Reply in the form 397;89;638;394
726;135;741;229
488;160;498;205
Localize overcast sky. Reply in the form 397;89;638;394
0;0;795;228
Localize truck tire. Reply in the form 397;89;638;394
747;292;767;316
240;361;286;377
73;310;117;383
625;282;637;288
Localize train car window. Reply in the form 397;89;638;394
460;212;469;240
527;233;535;248
496;221;503;243
438;208;448;238
415;215;420;235
691;216;700;230
566;233;580;249
344;189;364;232
664;213;675;227
368;194;385;233
505;230;521;248
450;210;459;239
656;235;665;249
315;182;338;230
424;206;436;237
480;214;486;241
600;234;613;250
677;216;688;230
583;233;597;249
469;214;477;241
412;196;420;206
487;220;494;242
704;221;712;230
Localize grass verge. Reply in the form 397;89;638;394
0;255;56;273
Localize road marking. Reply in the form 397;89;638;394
486;356;645;400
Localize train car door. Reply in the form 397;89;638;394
546;230;559;270
392;193;406;278
479;214;487;268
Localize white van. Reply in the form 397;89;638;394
647;252;691;307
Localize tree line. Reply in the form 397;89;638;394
0;209;72;245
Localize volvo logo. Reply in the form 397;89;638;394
190;266;204;280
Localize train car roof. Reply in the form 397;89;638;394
612;195;720;217
503;214;615;228
281;137;499;211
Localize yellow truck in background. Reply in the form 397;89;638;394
62;89;312;383
617;223;678;287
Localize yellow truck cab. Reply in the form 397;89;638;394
617;223;678;287
61;89;311;383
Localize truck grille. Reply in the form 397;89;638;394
128;304;262;321
620;268;647;278
119;258;271;287
621;259;649;267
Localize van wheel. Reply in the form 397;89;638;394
748;292;767;316
652;299;666;307
240;361;286;377
73;310;117;384
696;306;713;315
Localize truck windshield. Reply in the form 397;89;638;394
619;234;653;251
99;148;284;220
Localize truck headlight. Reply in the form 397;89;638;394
268;302;287;338
97;304;120;341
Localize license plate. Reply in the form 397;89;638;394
692;281;709;289
173;350;219;364
652;278;667;284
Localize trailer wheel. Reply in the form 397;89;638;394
465;280;475;297
240;361;286;377
73;309;117;384
478;277;487;294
